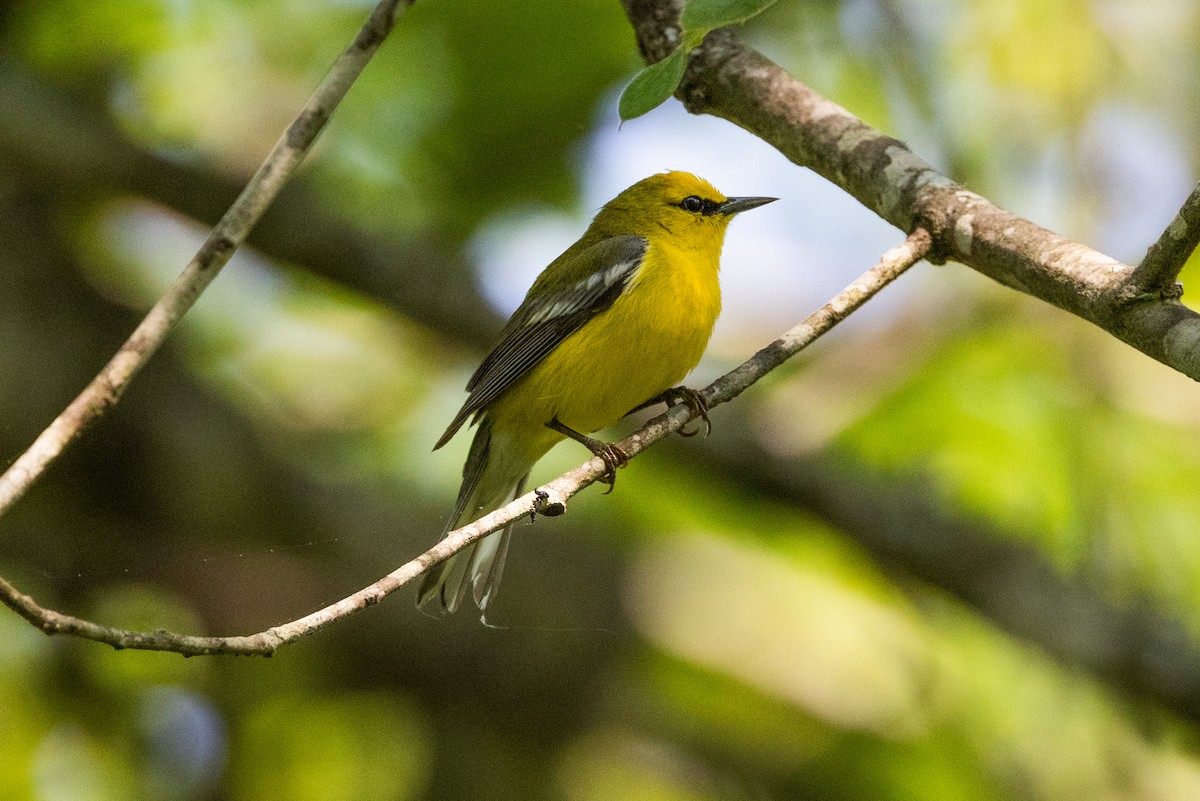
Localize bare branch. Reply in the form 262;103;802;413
0;489;557;655
1129;181;1200;297
0;0;415;516
0;233;930;654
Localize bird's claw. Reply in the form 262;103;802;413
665;387;712;438
594;442;629;494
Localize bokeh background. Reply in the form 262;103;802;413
3;0;1200;798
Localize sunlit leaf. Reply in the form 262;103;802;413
618;46;687;122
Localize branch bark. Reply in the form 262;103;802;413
621;0;1200;381
1129;181;1200;296
0;233;930;654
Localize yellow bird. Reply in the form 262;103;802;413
418;171;776;613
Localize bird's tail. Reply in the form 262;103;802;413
417;419;531;614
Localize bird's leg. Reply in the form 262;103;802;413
627;386;711;438
547;417;628;494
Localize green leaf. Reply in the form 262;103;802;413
681;0;778;35
618;46;687;121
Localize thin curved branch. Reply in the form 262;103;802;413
621;0;1200;382
0;232;931;654
0;0;414;516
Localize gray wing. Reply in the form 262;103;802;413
434;234;648;449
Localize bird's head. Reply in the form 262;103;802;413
590;171;776;245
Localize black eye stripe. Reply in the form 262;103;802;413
677;196;721;215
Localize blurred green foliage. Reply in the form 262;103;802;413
2;0;1200;799
231;691;428;801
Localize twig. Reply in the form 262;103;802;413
0;231;931;655
0;0;414;516
1128;181;1200;297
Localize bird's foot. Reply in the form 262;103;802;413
590;440;629;494
546;417;629;494
663;386;712;438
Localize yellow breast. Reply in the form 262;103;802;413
488;237;722;448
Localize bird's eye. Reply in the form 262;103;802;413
680;196;704;213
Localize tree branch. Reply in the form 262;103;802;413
0;0;415;517
0;232;930;654
620;1;1200;381
1129;181;1200;297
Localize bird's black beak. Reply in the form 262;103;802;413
719;196;778;216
